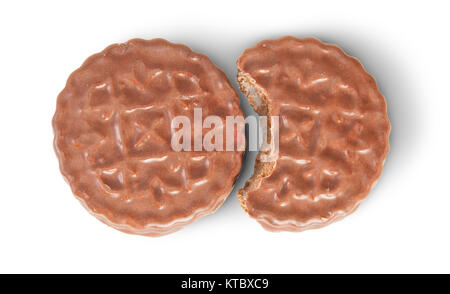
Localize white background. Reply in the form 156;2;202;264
0;0;449;274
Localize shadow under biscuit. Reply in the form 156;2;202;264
145;34;261;234
241;28;420;171
180;37;260;213
259;28;421;211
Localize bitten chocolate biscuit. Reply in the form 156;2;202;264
53;38;243;236
237;36;390;232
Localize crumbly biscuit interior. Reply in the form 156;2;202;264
237;71;276;213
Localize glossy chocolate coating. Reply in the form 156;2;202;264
53;39;243;236
238;37;390;231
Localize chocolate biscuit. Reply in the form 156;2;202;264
237;36;390;232
53;39;243;236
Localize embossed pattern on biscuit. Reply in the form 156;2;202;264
53;39;243;236
237;37;390;232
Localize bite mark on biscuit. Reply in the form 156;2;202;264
237;70;276;213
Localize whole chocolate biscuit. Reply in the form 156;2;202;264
53;38;243;236
237;36;390;232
